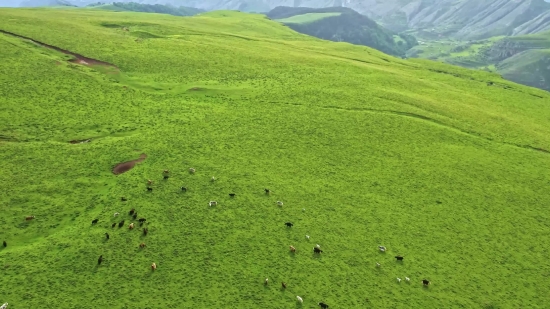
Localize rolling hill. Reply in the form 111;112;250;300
1;7;550;309
87;2;204;16
408;31;550;91
267;6;417;57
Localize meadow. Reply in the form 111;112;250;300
0;8;550;309
275;12;342;24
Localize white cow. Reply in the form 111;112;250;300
0;303;8;309
277;201;283;206
296;296;303;303
209;201;217;207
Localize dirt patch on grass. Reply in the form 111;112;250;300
113;154;147;175
69;138;92;144
0;29;118;70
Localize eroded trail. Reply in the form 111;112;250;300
0;29;118;69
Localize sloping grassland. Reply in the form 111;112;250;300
0;8;549;309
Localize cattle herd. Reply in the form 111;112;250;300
3;167;432;308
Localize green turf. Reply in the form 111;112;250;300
0;8;550;309
275;12;342;24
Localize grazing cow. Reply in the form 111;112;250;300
114;212;120;217
143;228;148;236
133;213;138;220
139;243;146;248
105;233;109;240
147;179;153;185
111;223;116;228
395;256;404;261
229;193;235;197
405;277;410;282
181;187;187;192
313;247;323;254
422;279;430;286
3;241;6;247
316;244;321;249
289;246;296;252
189;168;196;174
277;201;283;206
163;170;170;179
397;278;401;283
305;235;310;240
0;302;7;309
98;255;103;265
264;188;271;195
211;176;216;182
147;187;153;192
209;201;217;207
318;302;329;309
118;220;125;228
376;263;381;268
25;216;35;221
121;197;127;201
296;296;303;303
151;262;157;271
281;282;287;289
129;208;135;215
138;218;146;223
264;278;268;285
285;222;293;228
92;219;99;225
129;223;134;230
379;246;386;252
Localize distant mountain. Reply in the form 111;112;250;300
89;2;204;16
268;6;417;57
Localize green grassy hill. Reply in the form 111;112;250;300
267;6;417;57
87;2;204;16
0;8;550;309
408;31;550;91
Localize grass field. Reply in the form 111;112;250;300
0;8;550;309
275;12;342;24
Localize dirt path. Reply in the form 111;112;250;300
112;154;147;175
0;29;118;69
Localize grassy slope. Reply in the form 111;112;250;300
275;12;342;24
0;8;550;309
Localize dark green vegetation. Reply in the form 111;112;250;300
409;31;550;91
87;2;204;16
1;7;550;309
267;6;417;57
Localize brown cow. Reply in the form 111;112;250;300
151;262;157;271
25;216;35;221
139;243;146;248
289;246;296;252
129;223;134;230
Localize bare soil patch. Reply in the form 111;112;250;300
112;154;147;175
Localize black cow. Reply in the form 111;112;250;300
147;187;153;192
121;197;127;202
395;256;404;261
118;220;125;228
285;222;293;228
265;188;271;194
133;213;138;220
229;193;235;197
181;187;187;192
314;247;323;254
105;233;110;240
2;241;6;247
318;302;329;308
98;255;103;265
91;219;99;225
281;282;287;289
111;223;116;228
129;208;135;215
138;218;146;223
422;279;430;286
143;228;148;236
